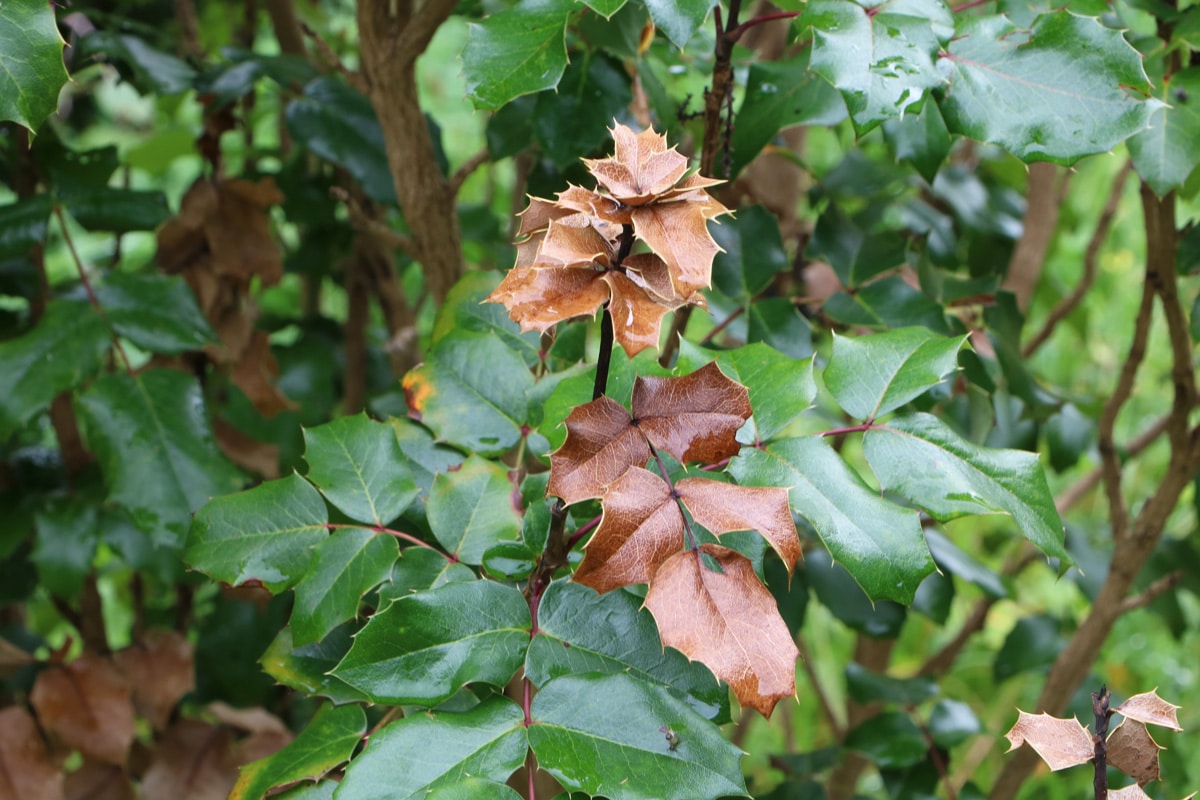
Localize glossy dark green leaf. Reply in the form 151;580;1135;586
303;414;418;526
481;541;537;580
1129;68;1200;196
405;331;532;456
714;344;815;442
1044;403;1094;473
94;272;216;353
78;370;242;546
804;0;950;135
805;548;907;638
63;188;170;233
993;614;1064;682
748;298;814;360
275;781;337;800
822;276;951;333
0;194;53;260
377;547;476;605
579;1;646;58
434;271;540;366
427;455;522;565
333;580;530;705
426;780;525;800
33;500;98;598
911;567;953;623
882;100;951;183
286;77;396;205
843;711;927;768
845;663;938;705
534;54;633;167
730;438;933;604
389;418;465;500
711;205;789;298
527;581;728;722
824;327;966;420
486;95;537;159
100;509;185;585
730;50;847;176
261;624;369;705
0;301;109;439
232;704;366;799
864;413;1070;565
928;699;981;747
0;0;68;130
644;0;712;47
336;698;527;800
79;32;194;93
808;204;908;286
937;13;1158;164
291;529;398;646
186;473;328;592
529;673;748;800
463;0;574;110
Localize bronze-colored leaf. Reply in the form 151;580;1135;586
213;418;280;479
229;330;296;418
574;467;684;593
0;706;63;800
548;396;650;505
604;272;673;357
536;217;616;268
1107;720;1162;786
1115;689;1183;731
623;252;686;305
517;196;573;237
65;761;135;800
142;720;237;800
30;653;136;766
113;630;195;733
555;185;632;226
486;266;609;333
631;200;724;297
205;702;290;737
644;544;797;717
583;124;690;206
206;179;284;286
1107;786;1153;800
632;362;752;464
1003;710;1094;771
676;479;800;573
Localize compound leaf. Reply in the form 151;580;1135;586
232;704;365;800
290;528;398;647
303;414;418;526
427;455;521;565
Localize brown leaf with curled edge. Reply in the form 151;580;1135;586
631;198;727;298
488;266;609;333
65;761;135;800
1003;710;1094;771
1108;787;1154;800
142;720;237;800
574;467;684;593
632;362;752;464
644;544;797;717
0;705;63;800
548;396;651;506
229;331;296;418
676;479;800;573
583;124;690;206
113;630;194;733
537;217;616;267
1115;689;1183;731
605;271;675;356
31;653;136;766
1107;720;1163;785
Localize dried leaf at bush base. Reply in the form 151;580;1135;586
65;761;135;800
632;362;751;464
676;479;800;573
0;705;63;800
574;467;684;593
1115;689;1183;731
548;396;651;505
113;630;195;732
213;417;280;479
1003;710;1093;770
644;544;798;717
1107;719;1162;785
30;652;136;766
142;719;237;800
205;701;290;737
229;330;296;417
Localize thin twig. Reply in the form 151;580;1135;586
1054;412;1171;514
333;186;417;256
300;21;365;92
1119;570;1183;613
449;147;491;195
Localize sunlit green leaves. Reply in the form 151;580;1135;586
644;0;713;47
937;13;1158;164
0;0;69;131
824;327;966;420
529;673;748;800
333;580;530;705
1129;67;1200;196
463;0;574;110
232;704;365;799
303;414;418;526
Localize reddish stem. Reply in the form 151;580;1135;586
821;422;877;437
326;522;454;561
565;515;601;551
700;306;746;345
953;0;992;12
726;10;800;42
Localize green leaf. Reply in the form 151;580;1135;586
804;0;951;135
232;704;366;800
286;77;396;205
712;344;815;442
582;0;629;17
33;500;99;598
377;547;476;605
94;272;217;353
0;301;110;439
389;418;465;499
427;455;522;565
711;205;789;298
533;54;633;168
863;413;1070;564
883;100;951;183
928;699;981;747
824;327;966;420
0;194;53;260
937;13;1158;164
261;625;369;705
463;0;573;110
843;711;927;768
333;580;531;705
63;188;171;233
336;698;527;800
527;581;729;722
404;331;533;457
481;541;537;580
76;32;196;94
730;51;847;176
529;673;748;800
77;370;242;546
845;663;938;705
822;276;951;333
993;614;1063;681
0;0;68;131
644;0;712;48
730;438;933;604
925;529;1007;598
426;780;526;800
433;272;540;367
186;473;328;592
747;298;814;360
303;414;418;526
808;204;908;286
806;549;907;637
1129;67;1200;197
291;529;398;646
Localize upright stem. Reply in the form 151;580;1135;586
1092;686;1111;800
594;310;614;401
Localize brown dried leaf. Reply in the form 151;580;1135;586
583;124;690;206
486;266;609;333
205;702;290;737
0;706;63;800
65;762;135;800
30;653;136;766
229;331;296;418
1003;710;1094;771
644;545;797;717
142;720;237;800
555;185;632;225
574;467;684;593
632;362;752;464
604;272;674;357
214;417;280;479
676;479;800;573
206;179;284;286
536;218;615;268
113;630;194;732
1107;786;1153;800
1107;720;1162;786
0;637;34;679
517;196;573;237
548;396;650;506
1115;689;1183;731
631;200;725;298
